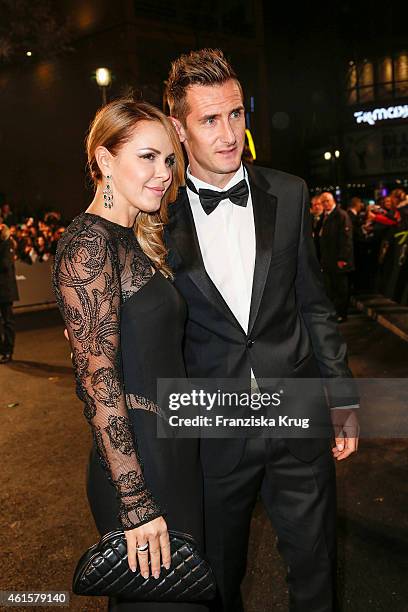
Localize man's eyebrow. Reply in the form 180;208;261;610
200;105;245;122
200;112;219;122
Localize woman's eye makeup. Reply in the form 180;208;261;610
139;151;175;167
140;152;156;161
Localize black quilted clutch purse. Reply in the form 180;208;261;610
72;529;216;602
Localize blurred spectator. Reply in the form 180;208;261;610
347;197;365;240
35;235;50;262
1;202;17;226
319;192;354;323
310;195;324;260
0;224;19;363
391;188;408;229
51;226;66;254
383;196;393;211
0;209;66;263
347;197;365;293
349;203;378;293
372;196;400;228
18;236;37;264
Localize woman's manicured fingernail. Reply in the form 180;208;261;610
143;573;149;579
131;566;136;573
154;571;160;579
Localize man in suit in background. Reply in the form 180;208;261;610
319;192;354;323
0;224;19;363
310;194;324;261
347;197;364;295
164;49;359;611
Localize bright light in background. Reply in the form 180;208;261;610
354;104;408;125
26;51;32;57
334;150;340;158
95;67;111;87
324;151;332;160
245;129;256;161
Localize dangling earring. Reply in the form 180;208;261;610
103;175;113;209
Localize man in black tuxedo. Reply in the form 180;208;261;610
164;49;359;612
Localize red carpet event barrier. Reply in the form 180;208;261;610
14;258;55;309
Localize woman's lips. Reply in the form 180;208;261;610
146;186;165;196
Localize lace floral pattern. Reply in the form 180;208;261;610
126;393;161;414
53;213;162;530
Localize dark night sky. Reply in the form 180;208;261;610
263;1;402;45
0;0;406;214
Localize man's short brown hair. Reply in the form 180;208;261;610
165;48;243;124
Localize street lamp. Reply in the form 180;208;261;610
95;67;111;105
323;149;341;187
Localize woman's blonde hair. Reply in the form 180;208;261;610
86;98;184;277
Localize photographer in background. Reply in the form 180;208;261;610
0;224;19;363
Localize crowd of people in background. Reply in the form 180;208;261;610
310;187;408;322
1;186;408;317
0;200;66;264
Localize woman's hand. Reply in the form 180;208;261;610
125;516;171;579
63;328;73;361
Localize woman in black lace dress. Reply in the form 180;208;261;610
53;99;205;611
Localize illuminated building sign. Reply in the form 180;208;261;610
354;105;408;126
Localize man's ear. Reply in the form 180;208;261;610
170;117;186;143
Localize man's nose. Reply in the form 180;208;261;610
220;120;236;144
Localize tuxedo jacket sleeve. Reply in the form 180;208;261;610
295;181;358;407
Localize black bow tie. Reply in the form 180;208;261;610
186;178;249;215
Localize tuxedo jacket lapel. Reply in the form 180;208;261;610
167;187;245;332
246;165;278;335
167;168;277;336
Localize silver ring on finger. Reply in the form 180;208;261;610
136;543;149;553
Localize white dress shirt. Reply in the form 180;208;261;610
186;164;256;334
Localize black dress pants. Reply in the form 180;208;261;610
204;438;337;612
0;302;15;355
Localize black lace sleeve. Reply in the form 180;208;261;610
53;224;163;530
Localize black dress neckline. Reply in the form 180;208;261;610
82;211;135;232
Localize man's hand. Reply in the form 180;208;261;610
332;435;358;461
331;408;360;461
